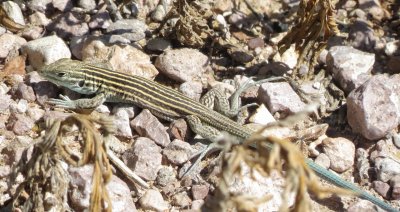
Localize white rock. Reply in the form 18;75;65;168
322;137;355;173
327;46;374;93
258;82;306;115
21;35;71;69
139;189;169;211
249;104;275;125
1;1;25;26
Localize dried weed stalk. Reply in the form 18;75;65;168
12;114;114;212
206;112;352;211
171;0;214;47
278;0;339;79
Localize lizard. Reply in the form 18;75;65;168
39;58;398;212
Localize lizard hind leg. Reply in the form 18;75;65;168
182;115;234;178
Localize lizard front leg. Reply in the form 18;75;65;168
48;93;107;110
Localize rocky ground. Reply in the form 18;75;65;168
0;0;400;211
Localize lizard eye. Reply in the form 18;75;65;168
77;80;85;87
57;72;66;77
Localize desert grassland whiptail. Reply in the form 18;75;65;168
39;58;398;212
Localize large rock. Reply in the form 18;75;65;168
347;74;400;140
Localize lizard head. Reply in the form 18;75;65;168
39;58;97;94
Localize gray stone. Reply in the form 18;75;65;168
52;0;74;11
11;114;34;135
385;40;400;56
78;0;97;10
314;153;331;169
390;175;400;200
15;83;36;102
27;0;52;12
358;0;385;21
131;109;170;147
163;139;196;165
26;106;45;122
139;189;168;211
122;137;162;181
172;191;191;207
69;164;136;212
29;11;51;27
156;166;176;187
258;82;305;115
21;35;71;70
82;39;158;79
146;38;172;52
326;46;374;93
347;74;400;140
0;94;12;113
1;1;25;26
179;81;203;101
191;199;204;210
322;137;355;173
155;48;209;82
191;184;209;200
112;108;132;138
0;33;26;59
89;11;111;30
46;11;89;39
106;19;147;42
375;158;400;182
372;181;390;199
347;199;380;212
249;104;275;125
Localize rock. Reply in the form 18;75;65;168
106;19;147;42
248;104;276;125
69;165;136;212
228;164;293;211
322;137;355;173
29;11;51;27
70;35;88;60
139;189;169;211
163;139;196;165
347;199;380;212
258;82;305;115
229;48;254;64
27;0;52;12
385;40;400;56
82;39;158;79
112;108;133;138
348;19;378;51
168;118;193;141
172;191;191;207
89;11;111;30
372;181;390;199
15;83;36;102
28;71;60;106
78;0;97;10
390;175;400;200
347;74;400;140
191;199;204;210
326;46;374;93
273;45;297;69
46;11;89;39
131;109;170;147
314;153;331;169
1;1;25;26
52;0;74;11
375;158;400;182
26;106;45;122
146;38;172;52
191;184;209;200
358;0;385;21
156;166;176;187
11;114;35;135
122;137;162;181
248;37;264;50
155;48;209;82
0;165;11;178
13;99;28;113
0;33;26;59
179;81;203;101
21;35;71;70
0;94;13;113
